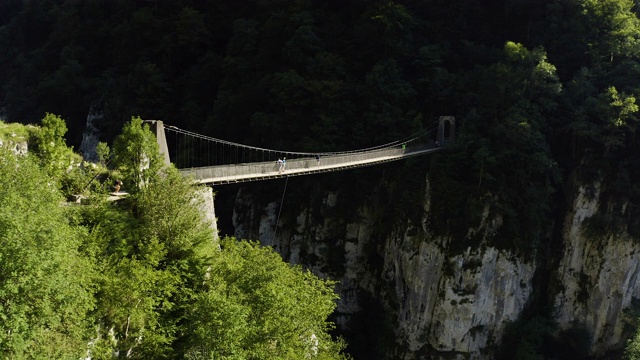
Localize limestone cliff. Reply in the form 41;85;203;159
554;184;640;356
230;179;536;359
224;171;640;359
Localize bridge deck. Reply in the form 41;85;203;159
179;145;440;185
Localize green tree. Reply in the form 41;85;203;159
78;169;217;358
362;59;419;144
582;0;640;64
184;237;350;360
82;126;351;358
362;1;415;59
96;141;110;165
111;116;163;193
430;41;561;254
625;325;640;359
28;113;104;197
29;112;77;180
0;147;95;359
78;124;218;358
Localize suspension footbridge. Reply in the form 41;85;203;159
146;117;454;185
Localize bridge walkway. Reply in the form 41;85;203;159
179;145;439;185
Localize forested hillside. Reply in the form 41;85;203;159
2;0;639;237
2;0;640;359
0;116;349;359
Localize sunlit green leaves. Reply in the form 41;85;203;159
625;324;640;359
82;166;217;358
112;116;163;192
607;86;638;126
29;112;79;181
0;147;95;359
582;0;640;61
185;237;350;360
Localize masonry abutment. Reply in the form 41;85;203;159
143;120;171;167
437;116;455;146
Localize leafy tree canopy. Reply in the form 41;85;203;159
185;237;350;360
0;117;350;359
0;146;95;359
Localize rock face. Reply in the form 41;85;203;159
554;184;640;356
227;176;640;359
390;243;533;358
79;106;104;162
0;136;28;156
231;180;536;359
196;187;219;240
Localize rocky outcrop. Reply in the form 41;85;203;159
0;137;28;155
231;180;536;359
554;183;640;356
79;106;103;162
196;187;219;240
388;240;533;358
226;173;640;359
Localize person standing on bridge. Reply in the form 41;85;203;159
282;157;286;172
277;158;284;173
316;154;320;166
113;180;122;193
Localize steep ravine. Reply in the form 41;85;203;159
215;175;640;359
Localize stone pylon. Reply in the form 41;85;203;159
143;120;171;167
437;116;455;145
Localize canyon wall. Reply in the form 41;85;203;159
226;175;640;359
553;184;640;356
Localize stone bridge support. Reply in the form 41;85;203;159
143;120;219;241
143;120;171;167
197;186;219;241
437;116;455;146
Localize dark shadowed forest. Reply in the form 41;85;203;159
3;0;640;266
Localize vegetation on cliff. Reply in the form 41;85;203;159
0;117;349;359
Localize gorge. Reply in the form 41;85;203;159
3;0;640;358
209;157;640;359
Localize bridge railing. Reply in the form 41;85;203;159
179;144;433;183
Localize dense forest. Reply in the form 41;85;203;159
1;0;639;244
2;0;640;359
0;115;350;359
